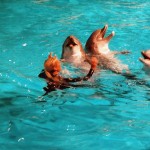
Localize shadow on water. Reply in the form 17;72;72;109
87;70;150;106
122;72;150;87
1;71;150;149
34;68;150;108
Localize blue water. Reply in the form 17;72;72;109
0;0;150;149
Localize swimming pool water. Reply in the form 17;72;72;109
0;0;150;149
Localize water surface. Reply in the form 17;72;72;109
0;0;150;150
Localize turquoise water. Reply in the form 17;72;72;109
0;0;150;149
